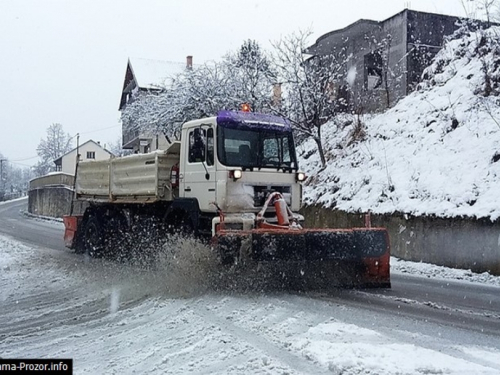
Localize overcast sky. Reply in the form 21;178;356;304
1;0;468;167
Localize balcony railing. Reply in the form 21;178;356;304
122;125;140;149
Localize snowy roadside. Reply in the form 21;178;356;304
0;195;64;225
0;234;76;303
390;256;500;287
0;196;27;206
1;234;500;374
22;210;63;224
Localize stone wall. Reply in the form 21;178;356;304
300;205;500;275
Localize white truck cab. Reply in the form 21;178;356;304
179;110;304;232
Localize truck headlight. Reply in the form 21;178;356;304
296;171;306;182
229;170;242;180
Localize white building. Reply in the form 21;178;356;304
54;140;113;175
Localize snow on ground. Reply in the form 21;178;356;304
299;26;500;221
0;196;28;206
22;210;64;223
391;256;500;287
1;234;500;374
0;235;76;303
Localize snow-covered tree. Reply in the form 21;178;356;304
122;36;351;169
271;30;346;167
34;123;73;176
121;40;276;141
0;154;33;200
120;65;220;142
224;39;276;111
461;0;500;23
107;138;133;157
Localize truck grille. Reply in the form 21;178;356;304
253;185;291;207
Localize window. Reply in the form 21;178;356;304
86;151;95;159
263;135;291;164
217;125;298;170
188;128;206;163
207;128;214;166
364;50;383;90
188;127;214;165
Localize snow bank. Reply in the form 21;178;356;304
0;196;27;206
391;256;500;287
299;26;500;221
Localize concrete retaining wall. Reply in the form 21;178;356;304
28;186;87;218
29;173;74;190
301;205;500;275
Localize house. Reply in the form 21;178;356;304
305;9;489;112
53;140;113;175
119;56;193;153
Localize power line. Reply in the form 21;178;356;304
78;124;121;136
10;155;39;162
9;161;35;168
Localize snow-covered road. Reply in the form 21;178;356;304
1;230;500;374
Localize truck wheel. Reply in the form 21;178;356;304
179;216;194;236
83;216;105;257
104;212;130;260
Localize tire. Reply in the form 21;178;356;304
83;216;105;257
179;215;194;236
215;236;238;266
104;213;130;259
164;210;194;237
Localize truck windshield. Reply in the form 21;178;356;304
217;126;298;171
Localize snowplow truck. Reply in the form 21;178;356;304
63;110;390;288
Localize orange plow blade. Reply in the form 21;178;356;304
214;227;391;289
63;215;82;249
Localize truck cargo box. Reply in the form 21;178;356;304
75;142;180;203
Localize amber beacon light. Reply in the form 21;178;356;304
240;103;251;112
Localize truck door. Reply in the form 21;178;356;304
181;126;216;211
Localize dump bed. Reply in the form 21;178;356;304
75;142;180;203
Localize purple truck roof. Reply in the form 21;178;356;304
216;110;292;132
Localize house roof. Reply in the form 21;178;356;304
128;57;187;90
119;57;192;110
53;139;114;165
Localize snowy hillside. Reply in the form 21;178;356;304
299;25;500;221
